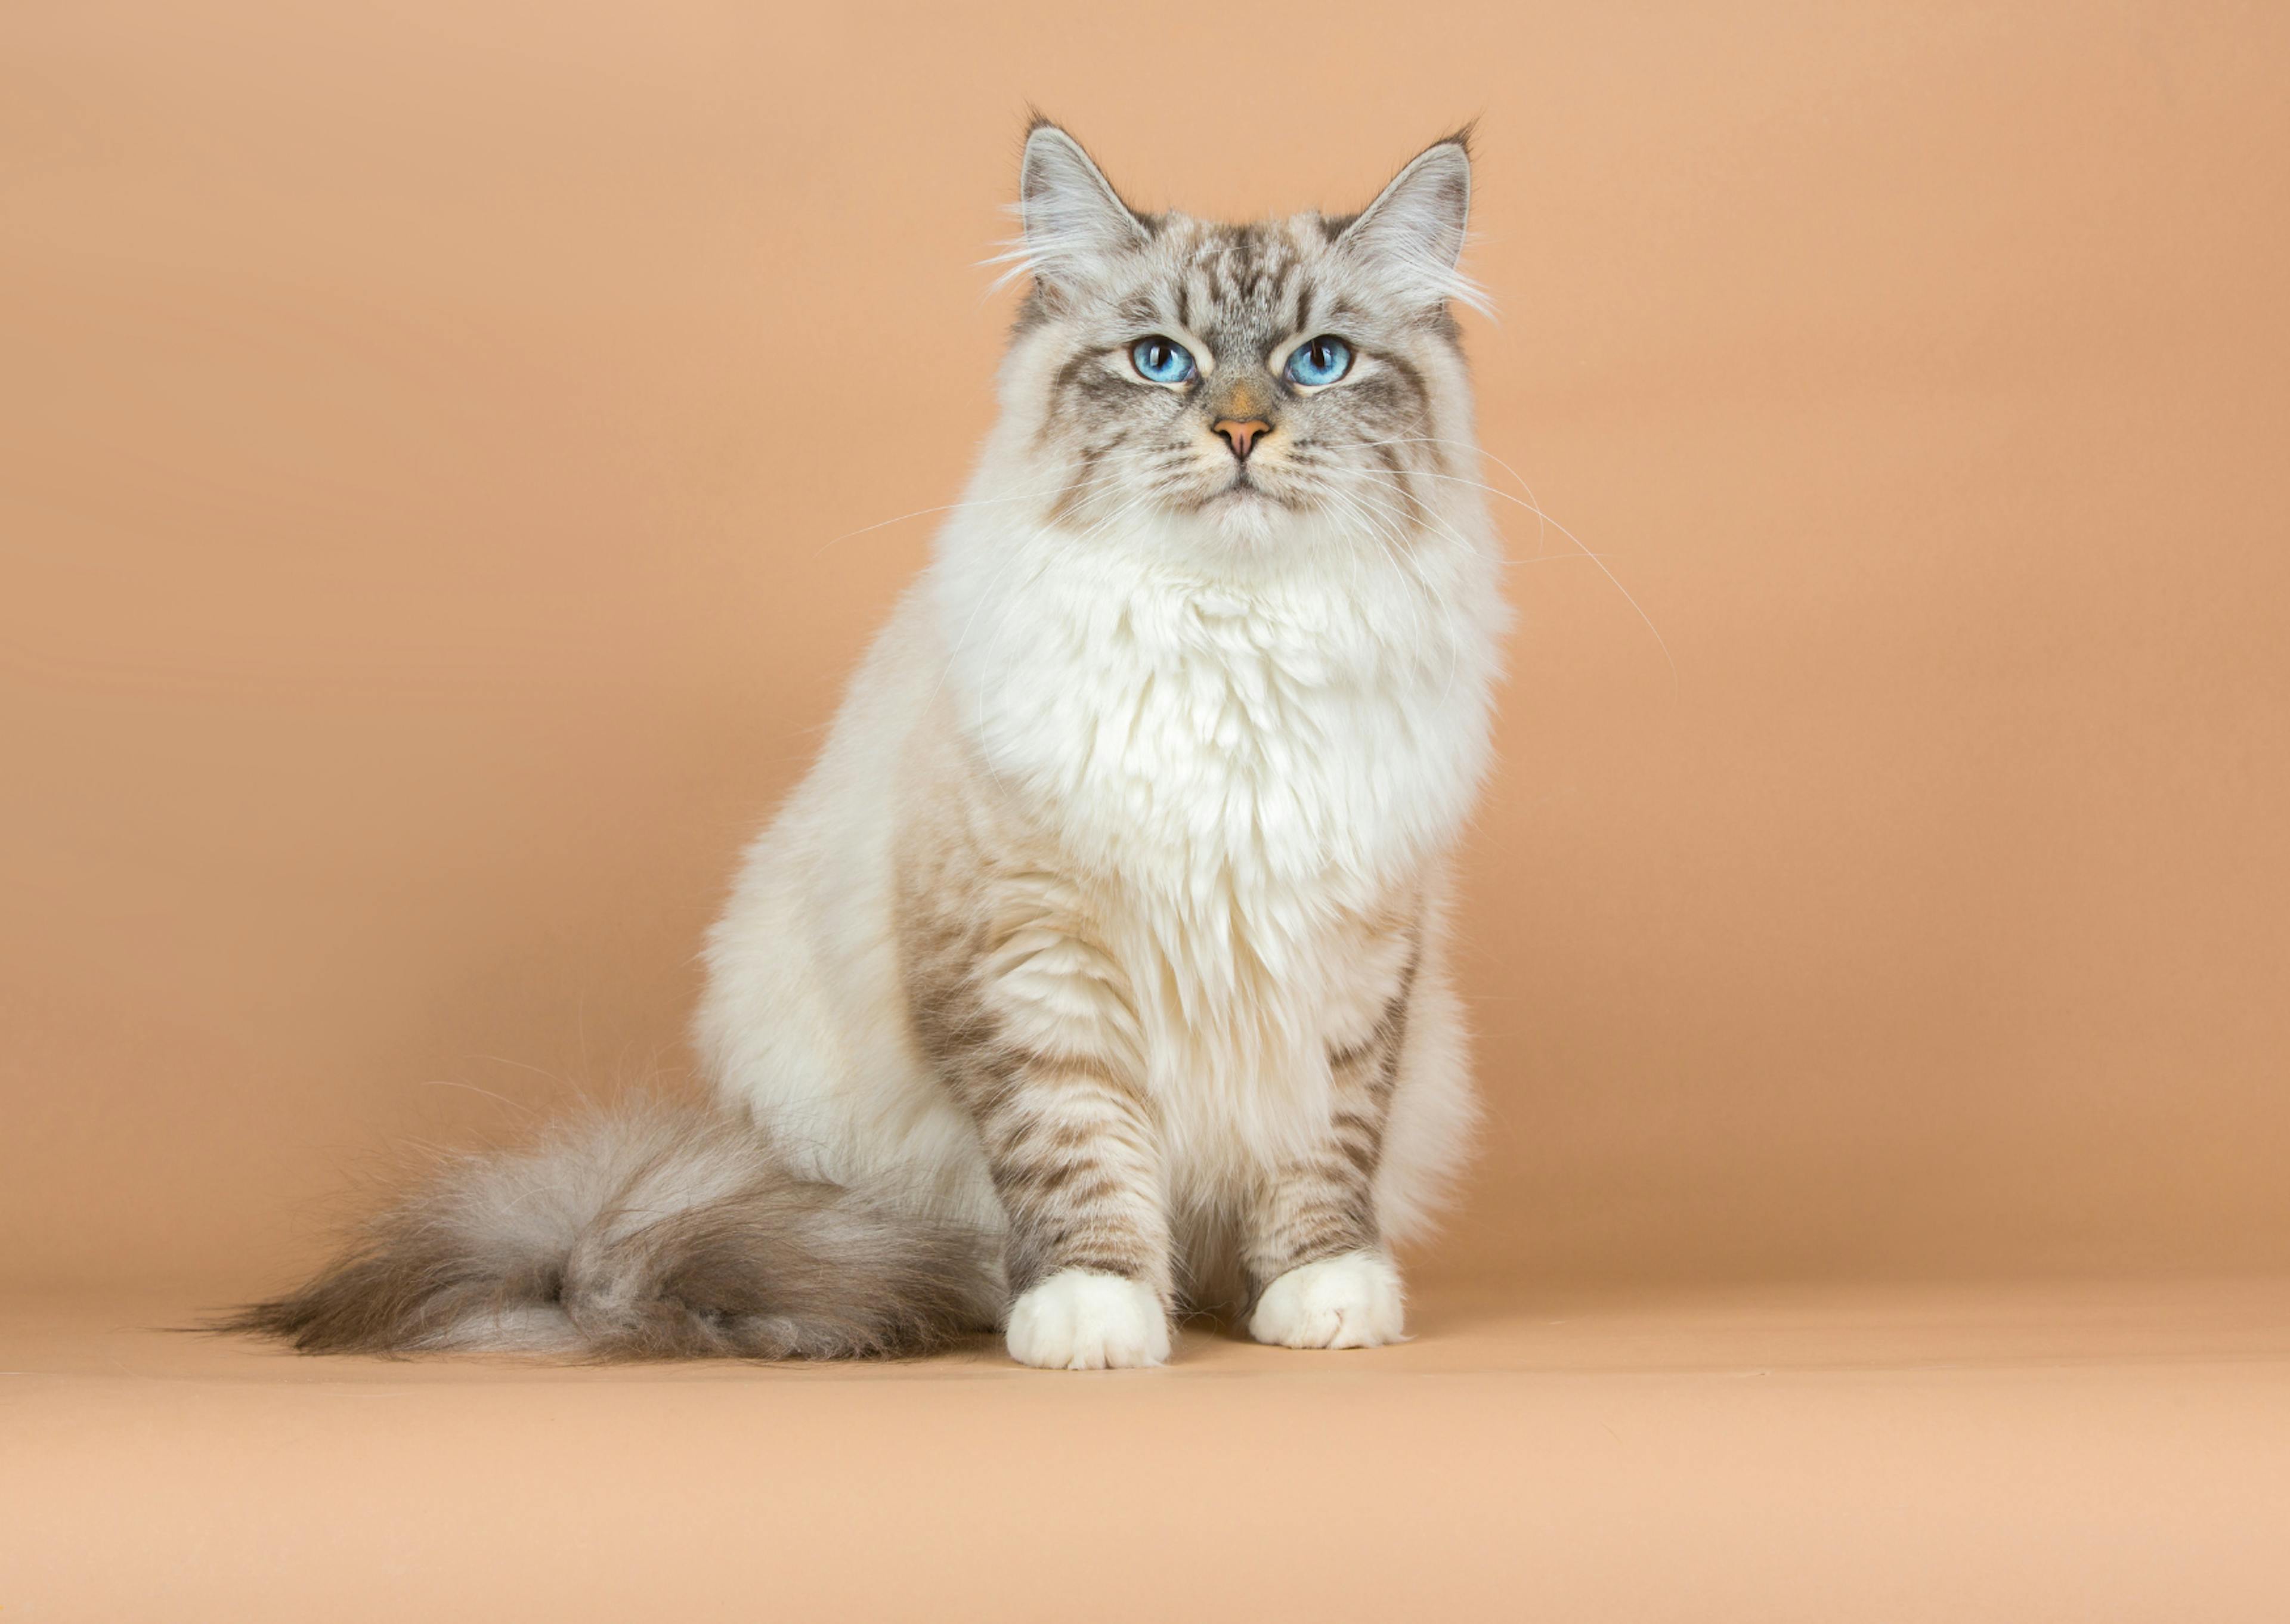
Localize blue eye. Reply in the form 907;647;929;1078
1129;336;1196;384
1285;335;1353;387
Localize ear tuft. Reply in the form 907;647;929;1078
1339;132;1487;315
1001;120;1149;296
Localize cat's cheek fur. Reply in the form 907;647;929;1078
1248;1251;1407;1349
1005;1269;1172;1371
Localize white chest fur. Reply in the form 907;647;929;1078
939;523;1496;879
930;515;1503;1176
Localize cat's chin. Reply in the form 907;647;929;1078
1194;484;1301;548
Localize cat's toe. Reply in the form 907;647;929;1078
1005;1269;1171;1370
1248;1251;1406;1349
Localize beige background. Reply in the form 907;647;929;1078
8;6;2290;1620
4;0;2288;1300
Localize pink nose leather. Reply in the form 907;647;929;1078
1214;418;1270;459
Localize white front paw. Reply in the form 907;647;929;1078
1005;1269;1171;1371
1248;1251;1406;1349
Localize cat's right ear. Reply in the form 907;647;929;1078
1016;120;1149;296
1337;129;1489;316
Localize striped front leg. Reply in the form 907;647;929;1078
972;1055;1174;1369
905;887;1174;1371
1242;971;1413;1349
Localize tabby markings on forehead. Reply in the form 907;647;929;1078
1185;230;1305;323
1113;294;1165;331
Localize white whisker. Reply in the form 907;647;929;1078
1326;438;1675;683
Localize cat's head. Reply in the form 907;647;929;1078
991;119;1483;556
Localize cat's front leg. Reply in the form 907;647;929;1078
1240;975;1413;1351
980;1052;1174;1370
912;912;1174;1370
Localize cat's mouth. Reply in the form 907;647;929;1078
1196;467;1299;512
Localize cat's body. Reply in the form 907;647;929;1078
231;122;1507;1369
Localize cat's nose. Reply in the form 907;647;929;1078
1214;418;1272;460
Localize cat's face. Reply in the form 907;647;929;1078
995;124;1481;554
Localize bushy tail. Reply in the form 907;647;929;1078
219;1101;1001;1359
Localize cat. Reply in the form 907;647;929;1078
227;119;1508;1370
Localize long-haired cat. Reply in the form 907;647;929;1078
228;119;1508;1369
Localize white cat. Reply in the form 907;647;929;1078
232;121;1506;1371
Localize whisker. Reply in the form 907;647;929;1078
1326;441;1675;683
1324;467;1491;565
812;466;1139;557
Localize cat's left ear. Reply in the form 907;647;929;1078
1017;120;1150;296
1338;129;1486;314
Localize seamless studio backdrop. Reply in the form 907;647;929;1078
4;1;2288;1303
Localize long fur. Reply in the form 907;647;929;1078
220;1102;999;1359
231;120;1506;1369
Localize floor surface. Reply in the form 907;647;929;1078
6;1278;2288;1621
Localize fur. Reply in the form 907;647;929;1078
231;120;1508;1369
219;1102;999;1358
